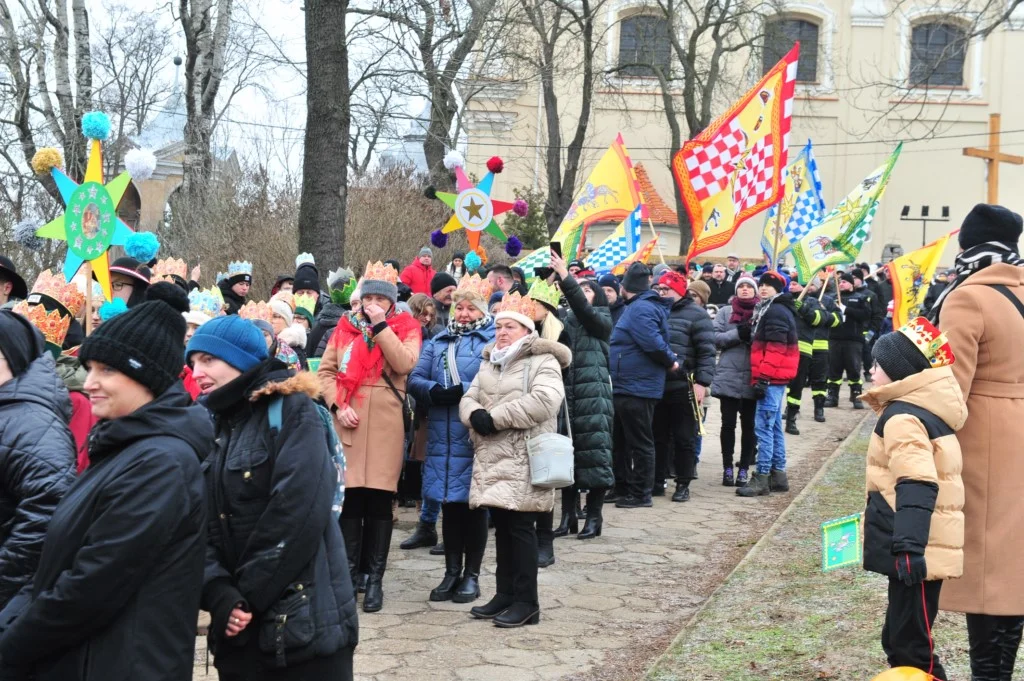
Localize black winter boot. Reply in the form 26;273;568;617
537;511;555;568
553;490;579;537
362;518;393;613
813;396;826;422
493;602;541;628
850;385;865;410
340;517;363;594
785;405;800;435
429;550;462;602
400;520;438;550
736;472;771;497
578;491;604;540
770;469;790;493
470;593;514;620
453;549;483;603
671;482;691;502
823;385;840;408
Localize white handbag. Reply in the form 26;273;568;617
521;358;575;489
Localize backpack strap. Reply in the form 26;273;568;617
267;395;284;435
987;284;1024;321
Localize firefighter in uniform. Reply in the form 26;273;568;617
811;279;843;421
784;278;829;435
825;272;870;409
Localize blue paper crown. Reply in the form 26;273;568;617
188;287;225;319
228;261;253;277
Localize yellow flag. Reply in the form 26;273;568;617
612;235;660;276
886;233;953;327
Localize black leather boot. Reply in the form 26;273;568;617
536;512;555;568
429;550;462;602
579;492;604;539
340;517;363;594
470;593;514;619
362;518;393;613
850;385;865;410
968;614;1024;681
553;490;579;537
813;395;826;422
493;601;541;628
453;549;483;603
785;405;800;435
400;520;438;550
823;385;839;408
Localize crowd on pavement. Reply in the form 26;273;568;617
0;203;1021;680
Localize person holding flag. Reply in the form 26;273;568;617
824;272;872;409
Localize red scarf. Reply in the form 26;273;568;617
729;295;757;325
331;310;420;407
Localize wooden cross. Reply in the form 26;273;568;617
963;113;1024;204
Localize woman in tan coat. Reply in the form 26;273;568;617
460;293;570;628
319;262;421;614
934;204;1024;679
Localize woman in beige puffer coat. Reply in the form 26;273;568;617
459;294;571;629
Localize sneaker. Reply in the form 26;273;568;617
614;495;653;509
722;467;735;487
671;484;691;502
735;468;749;487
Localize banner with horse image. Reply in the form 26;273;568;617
886;232;953;327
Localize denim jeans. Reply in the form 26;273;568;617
754;385;786;475
420;497;441;524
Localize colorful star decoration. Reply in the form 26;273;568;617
35;137;135;301
436;157;519;254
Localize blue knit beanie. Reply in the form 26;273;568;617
186;314;268;371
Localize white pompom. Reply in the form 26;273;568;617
124;148;157;181
443;149;465;171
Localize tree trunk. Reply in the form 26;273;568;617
298;0;349;268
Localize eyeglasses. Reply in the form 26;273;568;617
653;285;672;293
111;281;134;292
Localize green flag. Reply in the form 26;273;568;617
792;143;902;284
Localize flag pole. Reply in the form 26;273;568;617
818;275;828;301
834;269;843;306
647;217;666;264
770;199;785;271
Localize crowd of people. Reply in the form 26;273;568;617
0;203;1020;680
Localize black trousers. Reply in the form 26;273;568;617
809;350;829;397
786;353;812;410
881;577;946;680
966;613;1024;680
653;392;698;486
489;508;540;606
218;645;354;681
441;502;487;561
340;487;392;521
719;396;756;470
613;395;659;499
828;339;863;388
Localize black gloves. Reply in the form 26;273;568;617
470;409;497;436
737;323;752;343
430;384;464;406
895;553;928;586
753;378;770;400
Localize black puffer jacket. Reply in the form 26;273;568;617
832;289;872;341
664;295;716;394
218;279;247;316
202;360;357;674
0;384;212;681
308;302;347;358
559;275;614;491
0;355;76;618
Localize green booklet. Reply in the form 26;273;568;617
821;513;862;572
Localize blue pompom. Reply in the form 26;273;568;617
124;231;160;262
99;299;128;321
430;229;448;248
465;250;482;272
504;235;523;257
81;111;112;141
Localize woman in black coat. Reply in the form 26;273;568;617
187;314;357;680
0;289;212;681
551;255;614;540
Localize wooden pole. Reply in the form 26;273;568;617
770;202;785;270
834;270;843;306
797;283;811;301
646;217;666;264
83;261;93;336
818;276;828;301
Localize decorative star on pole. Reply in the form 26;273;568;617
35;134;135;301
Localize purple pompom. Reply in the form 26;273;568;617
504;235;523;257
430;229;448;248
512;198;529;217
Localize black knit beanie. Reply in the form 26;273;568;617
621;262;651;294
959;204;1024;250
79;282;190;396
293;263;321;293
872;331;932;382
431;272;458;296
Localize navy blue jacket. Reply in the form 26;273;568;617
408;320;495;503
609;290;677;399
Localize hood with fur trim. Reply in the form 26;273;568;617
481;334;572;369
249;369;321;402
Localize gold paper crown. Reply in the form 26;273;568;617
294;293;317;316
453;273;494;301
270;290;295;311
30;269;86;318
238;300;273;323
897;316;955;368
13;301;71;348
527;279;561;311
495;292;536;319
364;261;399;285
152;257;188;283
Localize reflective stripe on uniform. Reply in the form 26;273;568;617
787;395;802;406
812;340;829;351
798;340;813;355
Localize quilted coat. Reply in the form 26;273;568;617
399;260;437;297
609;290;676;399
861;366;967;581
710;303;755;401
750;293;800;385
559;275;614;491
460;335;571;513
664;295;716;394
0;355;76;617
407;320;496;503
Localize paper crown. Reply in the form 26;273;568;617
13;300;71;349
296;253;315;267
188;286;226;319
228;261;253;278
897;316;955;368
495;292;536;319
152;257;188;283
238;300;273;323
91;281;105;300
270;290;295;311
294;293;317;316
528;279;561;311
364;261;399;285
328;267;353;287
454;273;494;301
216;271;227;284
29;269;86;318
